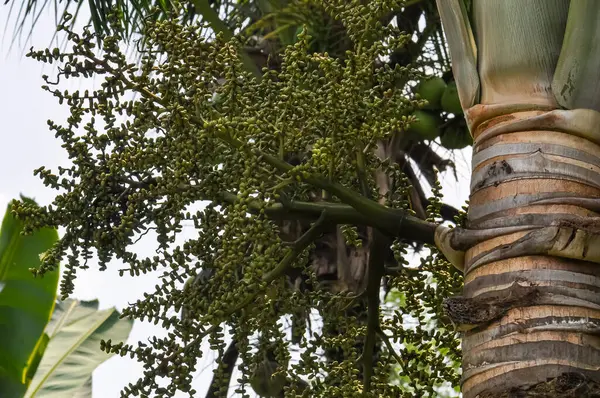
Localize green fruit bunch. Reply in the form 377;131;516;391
414;77;462;115
407;110;441;141
440;81;462;115
415;77;447;110
408;75;469;149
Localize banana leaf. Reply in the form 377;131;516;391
24;299;133;398
0;197;59;398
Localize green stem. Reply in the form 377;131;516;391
209;127;431;238
376;330;405;369
362;230;389;392
356;144;370;197
217;192;436;244
263;210;327;281
120;177;438;244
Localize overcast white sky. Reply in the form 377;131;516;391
0;8;470;398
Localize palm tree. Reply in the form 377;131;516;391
437;0;600;396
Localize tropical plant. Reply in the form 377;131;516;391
0;198;133;397
15;0;600;396
24;298;134;398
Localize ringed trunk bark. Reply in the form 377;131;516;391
460;104;600;397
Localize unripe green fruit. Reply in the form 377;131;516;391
441;81;463;115
440;124;473;150
407;110;441;140
415;77;446;109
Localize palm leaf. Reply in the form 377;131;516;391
3;0;262;76
72;377;92;398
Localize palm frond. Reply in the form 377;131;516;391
3;0;164;49
2;0;262;76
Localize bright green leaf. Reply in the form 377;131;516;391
0;198;59;398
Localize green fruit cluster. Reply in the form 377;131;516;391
415;77;462;115
441;81;462;115
409;77;471;149
408;110;441;141
416;77;447;110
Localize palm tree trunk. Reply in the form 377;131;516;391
454;104;600;397
435;1;600;395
